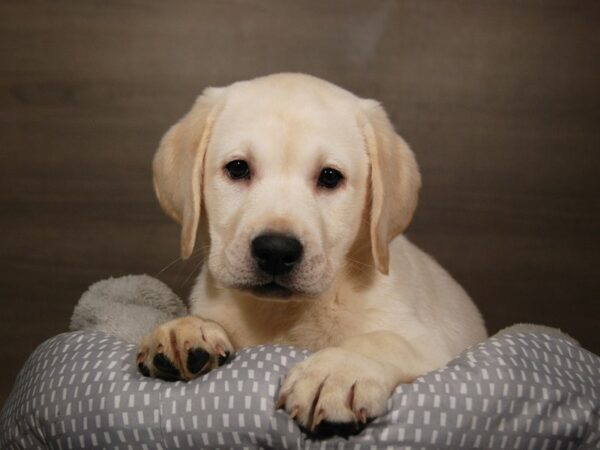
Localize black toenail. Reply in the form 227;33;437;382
138;362;150;377
153;353;181;380
187;348;210;374
218;351;231;367
309;420;365;439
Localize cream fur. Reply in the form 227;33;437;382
141;73;487;430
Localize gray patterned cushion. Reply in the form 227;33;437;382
1;327;599;449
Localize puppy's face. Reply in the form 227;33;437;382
153;74;420;301
203;81;369;298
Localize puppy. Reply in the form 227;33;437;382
138;73;486;434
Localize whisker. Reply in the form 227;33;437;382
155;242;211;276
344;265;369;278
179;266;200;287
156;255;183;275
345;255;374;269
180;258;203;288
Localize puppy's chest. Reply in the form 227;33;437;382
277;303;356;351
197;297;366;352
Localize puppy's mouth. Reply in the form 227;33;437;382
249;281;293;299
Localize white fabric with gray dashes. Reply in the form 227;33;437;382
1;327;599;449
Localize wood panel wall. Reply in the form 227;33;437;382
1;0;599;405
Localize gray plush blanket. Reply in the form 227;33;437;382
1;326;599;449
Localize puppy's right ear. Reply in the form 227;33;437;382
153;87;224;259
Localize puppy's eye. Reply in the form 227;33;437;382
225;160;250;180
317;168;344;189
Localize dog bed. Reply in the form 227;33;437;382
1;276;598;449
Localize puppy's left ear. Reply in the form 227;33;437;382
359;99;422;275
152;87;224;259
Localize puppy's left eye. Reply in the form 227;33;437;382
317;168;344;189
225;160;250;180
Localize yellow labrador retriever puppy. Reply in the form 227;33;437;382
138;73;486;434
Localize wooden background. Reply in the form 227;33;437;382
1;1;599;406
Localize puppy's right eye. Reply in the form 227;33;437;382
225;160;250;180
317;167;344;189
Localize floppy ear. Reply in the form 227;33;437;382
152;87;224;259
359;99;422;275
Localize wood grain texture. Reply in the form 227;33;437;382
1;0;599;406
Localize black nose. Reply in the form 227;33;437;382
251;233;303;276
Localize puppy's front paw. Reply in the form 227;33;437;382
137;316;234;381
276;347;394;437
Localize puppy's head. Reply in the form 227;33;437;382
153;74;420;300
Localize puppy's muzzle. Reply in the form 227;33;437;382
251;233;303;276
